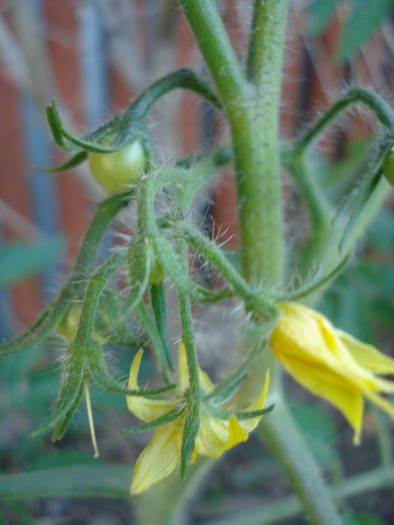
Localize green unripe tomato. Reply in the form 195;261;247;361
382;149;394;186
88;141;147;194
58;303;81;340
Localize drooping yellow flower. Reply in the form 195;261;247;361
269;302;394;444
126;344;270;494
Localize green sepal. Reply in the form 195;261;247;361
137;302;172;382
173;156;220;212
278;254;350;302
46;100;123;154
47;70;221;157
205;402;275;421
51;383;84;441
181;401;200;478
207;373;248;405
38;151;88;173
152;235;202;299
31;350;85;437
95;289;142;347
150;282;173;370
120;405;185;435
235;404;275;420
88;341;174;398
128;237;151;295
207;342;264;405
46;101;76;152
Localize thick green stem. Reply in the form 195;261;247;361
259;397;342;525
179;2;342;525
247;0;289;89
204;465;394;525
179;0;246;109
181;0;286;286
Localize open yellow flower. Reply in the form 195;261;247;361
270;302;394;444
126;344;270;494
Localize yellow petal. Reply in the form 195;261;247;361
271;303;338;365
338;330;394;375
224;416;249;450
130;421;182;494
127;349;175;422
178;342;214;393
178;343;189;391
277;354;364;444
195;412;230;458
190;446;198;464
240;369;270;433
272;304;386;395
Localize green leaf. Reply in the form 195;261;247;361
342;510;388;525
337;0;393;63
181;402;200;478
0;237;65;288
120;405;184;435
29;450;98;470
0;465;131;499
308;0;340;36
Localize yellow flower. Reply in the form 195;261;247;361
126;344;270;494
270;302;394;444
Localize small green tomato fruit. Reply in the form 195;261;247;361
88;141;147;194
382;149;394;186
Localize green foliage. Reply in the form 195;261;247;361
0;237;64;288
0;2;393;523
308;0;340;36
337;0;393;64
343;510;388;525
308;0;393;63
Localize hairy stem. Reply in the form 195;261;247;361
259;397;342;525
